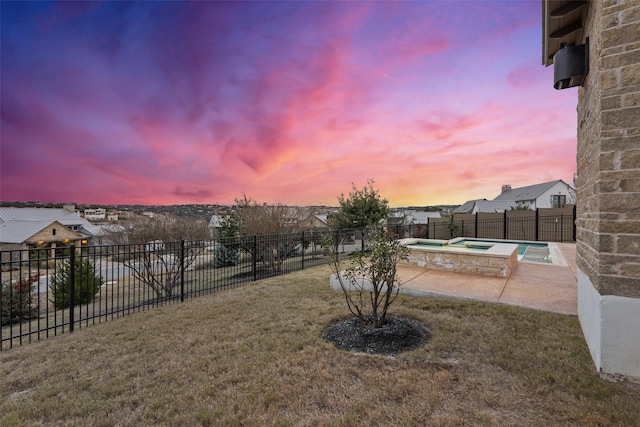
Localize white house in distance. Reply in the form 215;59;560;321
455;180;576;214
83;208;106;221
494;180;576;209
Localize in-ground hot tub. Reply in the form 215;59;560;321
398;238;519;278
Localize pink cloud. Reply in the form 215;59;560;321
507;63;548;89
1;1;577;207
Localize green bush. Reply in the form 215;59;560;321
211;243;239;268
1;275;40;326
49;258;103;309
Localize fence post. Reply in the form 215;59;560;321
301;232;305;270
503;211;508;240
252;235;257;281
69;245;75;333
535;209;539;242
475;213;478;238
180;240;185;302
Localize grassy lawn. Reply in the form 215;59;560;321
1;264;639;426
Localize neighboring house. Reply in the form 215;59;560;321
208;214;227;239
454;199;519;214
92;224;127;245
455;180;576;214
0;206;100;258
297;214;329;230
83;208;106;221
493;180;576;209
108;209;134;221
390;209;441;225
0;219;83;252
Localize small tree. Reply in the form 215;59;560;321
1;275;40;326
227;194;309;273
208;242;239;268
49;258;103;309
328;179;390;230
327;181;407;328
327;228;409;328
111;215;210;299
445;213;460;238
217;214;242;256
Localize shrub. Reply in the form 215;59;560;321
327;227;409;328
211;243;239;268
49;258;103;309
1;275;40;326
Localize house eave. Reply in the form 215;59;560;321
542;0;588;67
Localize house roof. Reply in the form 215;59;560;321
493;180;568;202
314;214;328;224
394;210;441;224
0;207;81;221
453;199;518;214
93;224;126;236
0;208;98;243
453;200;481;214
0;220;57;243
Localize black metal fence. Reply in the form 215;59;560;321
389;206;577;243
1;230;365;351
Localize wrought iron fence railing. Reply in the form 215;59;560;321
1;230;363;351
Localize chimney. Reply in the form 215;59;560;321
63;203;77;212
501;185;511;193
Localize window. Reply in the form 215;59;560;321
552;195;566;208
52;228;56;236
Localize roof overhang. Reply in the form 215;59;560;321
542;0;588;66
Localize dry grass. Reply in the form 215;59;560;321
1;264;639;426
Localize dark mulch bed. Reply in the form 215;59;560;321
323;315;431;355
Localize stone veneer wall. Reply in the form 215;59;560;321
403;249;518;278
575;0;640;380
576;0;640;298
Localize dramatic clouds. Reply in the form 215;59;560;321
0;1;577;206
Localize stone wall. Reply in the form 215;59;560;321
577;0;640;298
27;223;81;245
403;248;518;278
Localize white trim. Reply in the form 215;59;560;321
578;269;640;381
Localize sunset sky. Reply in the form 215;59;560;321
1;1;578;207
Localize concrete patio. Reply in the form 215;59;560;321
396;243;578;315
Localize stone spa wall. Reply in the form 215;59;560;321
399;239;519;278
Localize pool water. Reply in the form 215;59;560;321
450;239;551;262
413;240;490;251
412;241;446;247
